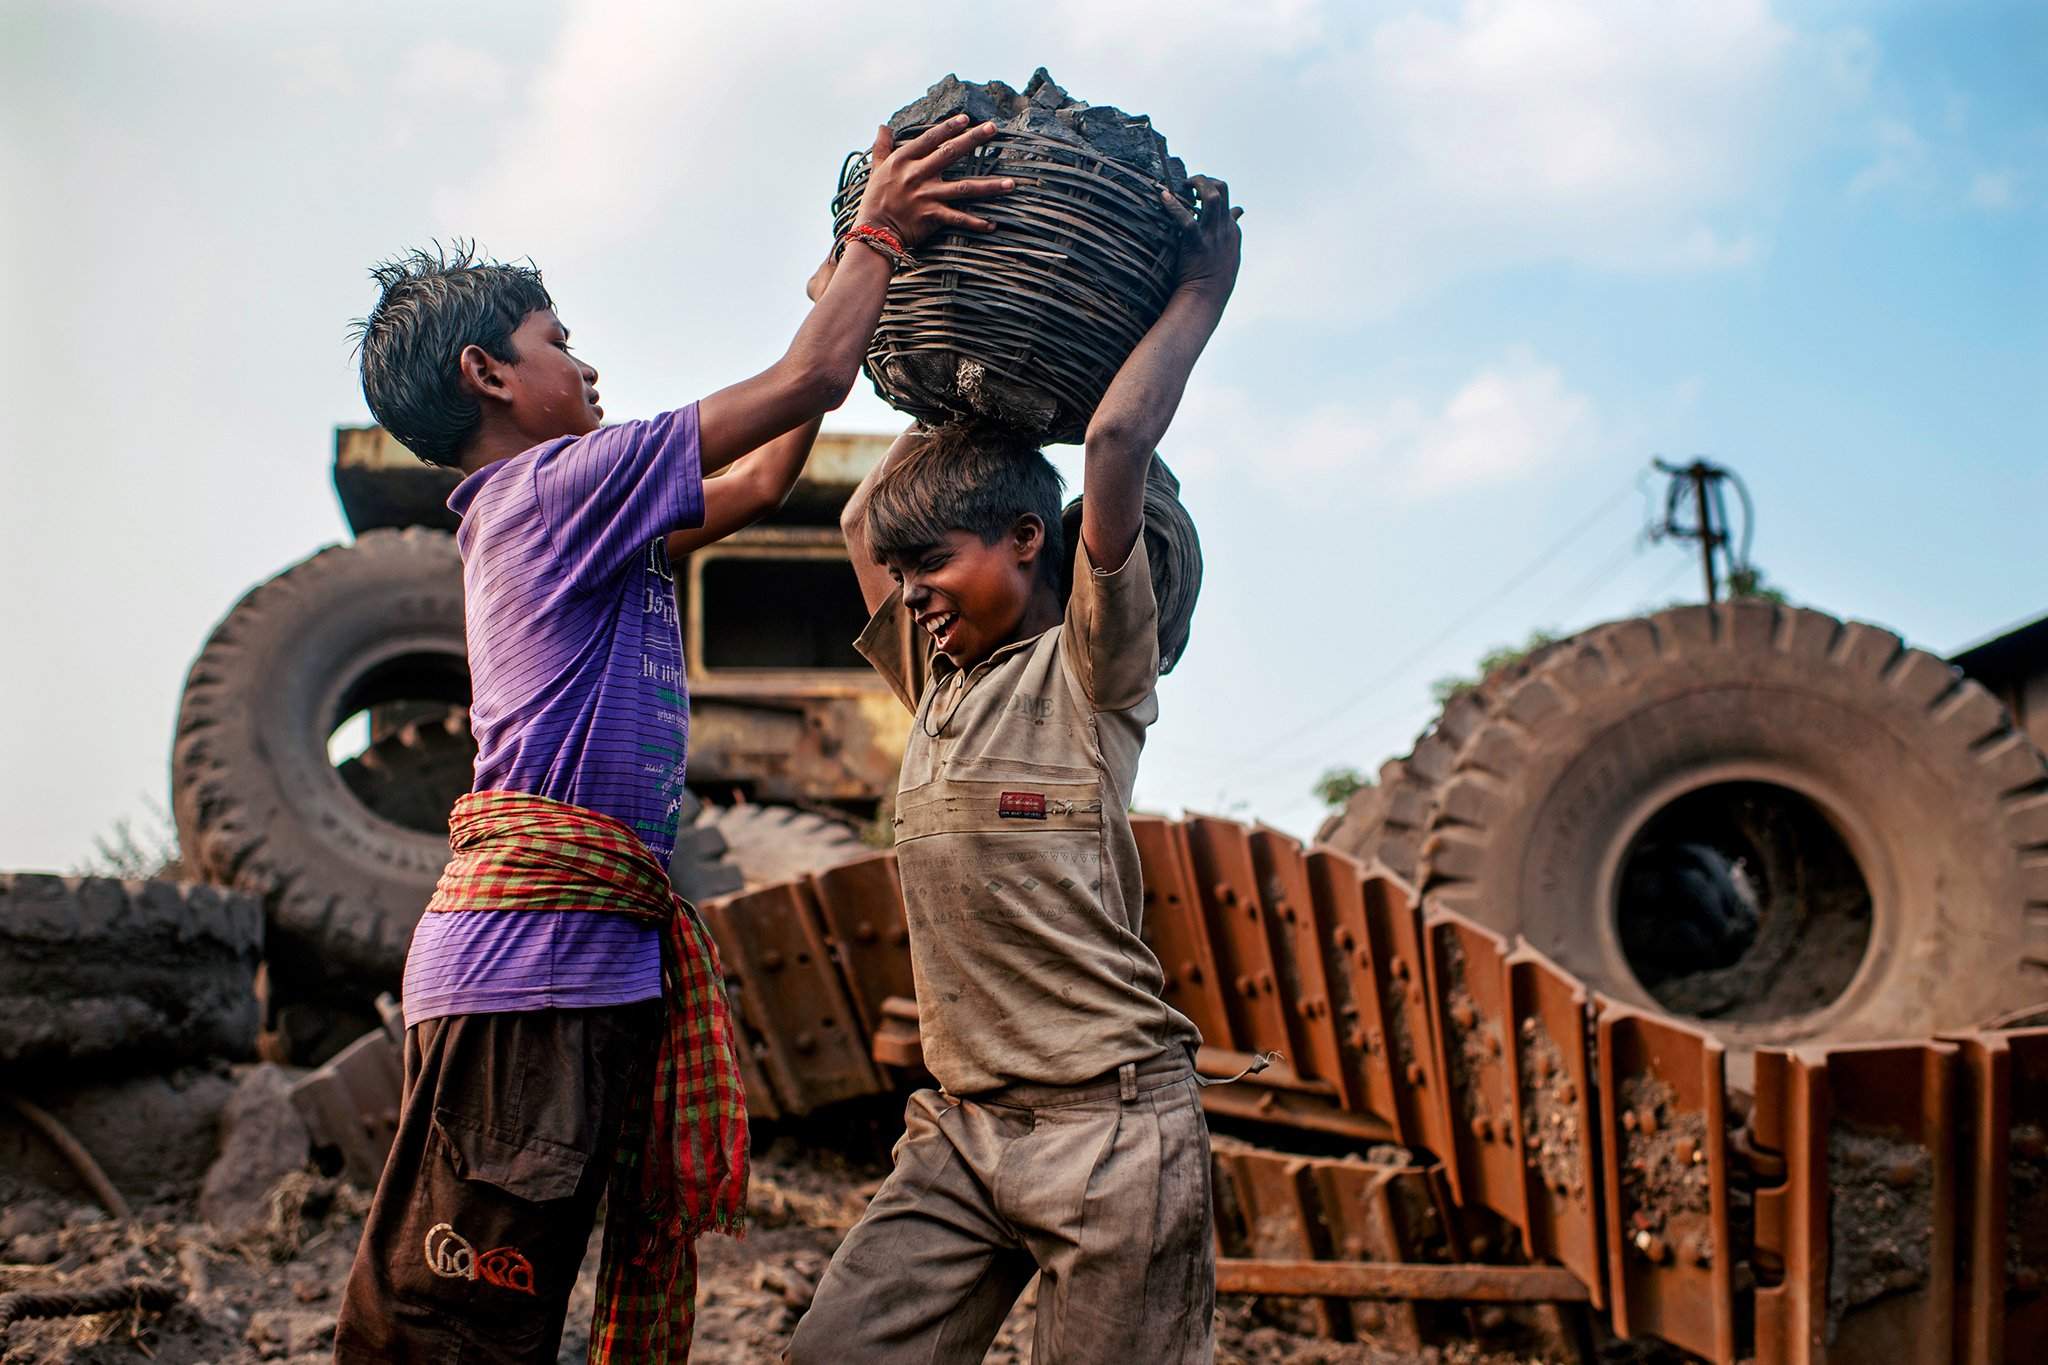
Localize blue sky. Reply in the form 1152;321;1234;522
2;0;2043;869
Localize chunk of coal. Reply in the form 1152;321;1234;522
886;68;1186;189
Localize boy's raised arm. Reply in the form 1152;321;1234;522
663;417;824;562
1080;175;1242;570
840;422;924;616
697;118;1012;475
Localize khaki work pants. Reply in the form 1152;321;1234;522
787;1055;1215;1364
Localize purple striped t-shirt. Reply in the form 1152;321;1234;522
401;404;706;1026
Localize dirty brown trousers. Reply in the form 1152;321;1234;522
786;1053;1215;1364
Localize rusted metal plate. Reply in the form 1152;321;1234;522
1505;944;1604;1311
702;884;882;1116
2002;1029;2048;1363
1214;1258;1590;1302
288;1023;403;1189
1132;814;1234;1049
1182;817;1300;1064
805;850;913;1038
1950;1030;2010;1365
1423;908;1522;1226
1304;848;1403;1137
1596;1001;1735;1364
1750;1041;1958;1364
1950;1027;2048;1364
1212;1141;1341;1337
1307;1159;1461;1347
869;995;929;1076
1248;826;1353;1105
1360;873;1455;1158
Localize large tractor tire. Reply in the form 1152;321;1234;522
175;528;762;1037
174;531;750;999
692;803;868;890
1420;602;2048;1066
0;875;262;1070
173;530;470;990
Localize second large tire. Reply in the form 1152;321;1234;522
172;529;471;987
1421;602;2048;1059
0;875;262;1070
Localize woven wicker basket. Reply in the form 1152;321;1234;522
833;127;1188;445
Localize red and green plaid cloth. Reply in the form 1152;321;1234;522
429;791;750;1361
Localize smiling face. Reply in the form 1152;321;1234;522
500;307;602;441
886;519;1055;670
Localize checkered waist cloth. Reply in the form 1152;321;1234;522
430;791;749;1360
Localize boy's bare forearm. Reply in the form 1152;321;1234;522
666;417;823;561
697;250;892;474
1081;175;1241;568
1080;286;1227;566
697;116;1011;476
1088;286;1228;461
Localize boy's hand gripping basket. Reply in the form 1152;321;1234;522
832;71;1192;445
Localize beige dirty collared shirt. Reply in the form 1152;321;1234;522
855;535;1203;1095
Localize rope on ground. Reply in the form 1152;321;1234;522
0;1280;181;1337
0;1089;131;1220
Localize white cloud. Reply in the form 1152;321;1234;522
1849;117;1928;197
1968;170;2016;211
1169;350;1597;499
1230;0;1854;321
440;0;1856;326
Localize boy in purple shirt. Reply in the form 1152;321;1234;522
333;116;1011;1363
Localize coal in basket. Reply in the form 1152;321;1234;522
831;70;1193;445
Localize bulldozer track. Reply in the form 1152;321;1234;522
699;811;2048;1362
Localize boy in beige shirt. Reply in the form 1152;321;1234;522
787;175;1242;1364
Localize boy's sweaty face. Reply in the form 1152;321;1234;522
889;522;1045;670
501;308;603;441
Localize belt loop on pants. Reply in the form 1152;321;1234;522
1118;1062;1137;1102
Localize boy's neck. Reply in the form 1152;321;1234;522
994;582;1063;656
456;416;555;476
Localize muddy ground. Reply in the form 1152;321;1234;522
0;1097;1638;1365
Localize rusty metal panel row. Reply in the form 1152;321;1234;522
702;881;880;1117
1132;814;1235;1049
1422;909;1522;1227
1949;1026;2048;1365
1303;848;1403;1136
1246;826;1353;1106
1750;1041;1959;1364
807;850;914;1038
1212;1138;1462;1348
1180;817;1305;1067
1359;873;1457;1159
1136;817;1408;1143
1504;945;1605;1311
1596;1001;1736;1364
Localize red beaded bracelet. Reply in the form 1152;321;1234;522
834;222;918;272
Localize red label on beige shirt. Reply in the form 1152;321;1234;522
999;791;1048;820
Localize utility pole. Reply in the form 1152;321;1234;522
1651;458;1741;605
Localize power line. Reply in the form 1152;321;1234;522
1649;458;1755;603
1217;500;1702;808
1204;475;1641;781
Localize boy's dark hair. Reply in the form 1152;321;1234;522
866;423;1066;580
351;243;554;467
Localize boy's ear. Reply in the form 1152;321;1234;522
1010;514;1046;566
457;343;514;405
